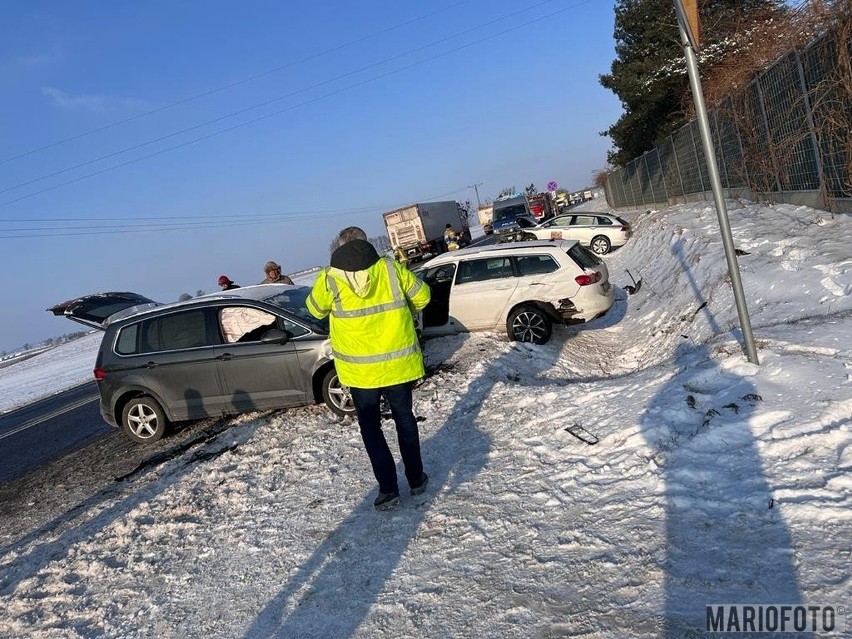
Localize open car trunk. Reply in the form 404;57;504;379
48;292;161;330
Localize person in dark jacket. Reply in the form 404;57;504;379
260;261;294;285
217;275;240;290
306;226;431;510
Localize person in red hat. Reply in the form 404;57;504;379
217;275;240;290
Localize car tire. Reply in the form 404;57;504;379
507;305;552;344
322;368;356;417
590;235;611;255
121;395;168;444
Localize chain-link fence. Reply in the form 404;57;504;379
605;31;851;214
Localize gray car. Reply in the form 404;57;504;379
48;284;355;444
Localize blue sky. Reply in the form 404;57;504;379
0;0;622;352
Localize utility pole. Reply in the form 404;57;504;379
468;182;483;209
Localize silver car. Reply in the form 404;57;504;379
48;284;355;444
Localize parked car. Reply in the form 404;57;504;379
520;213;633;255
414;240;614;345
48;285;355;444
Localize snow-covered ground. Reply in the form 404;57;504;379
0;332;101;414
0;197;850;638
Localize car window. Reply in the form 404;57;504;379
219;307;278;343
262;288;320;324
433;264;457;283
572;215;597;226
515;254;559;276
596;216;614;225
141;309;211;352
115;323;139;355
567;244;603;269
550;216;573;228
419;263;456;284
615;216;630;226
516;217;536;228
456;257;514;284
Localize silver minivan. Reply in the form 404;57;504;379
49;284;355;444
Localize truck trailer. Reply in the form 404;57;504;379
383;201;471;264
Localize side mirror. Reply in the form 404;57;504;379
260;328;290;344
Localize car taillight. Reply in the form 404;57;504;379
94;367;107;381
531;205;544;216
575;271;602;286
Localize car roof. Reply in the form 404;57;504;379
124;283;306;319
420;239;579;266
196;283;301;302
50;284;308;330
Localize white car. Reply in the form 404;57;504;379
514;212;633;255
414;240;614;344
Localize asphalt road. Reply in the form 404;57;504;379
0;382;112;484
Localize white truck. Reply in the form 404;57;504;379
383;201;471;264
477;204;494;234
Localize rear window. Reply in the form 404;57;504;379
567;244;603;269
515;255;559;276
615;216;630;226
115;324;139;355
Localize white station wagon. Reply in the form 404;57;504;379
414;240;614;344
511;212;633;255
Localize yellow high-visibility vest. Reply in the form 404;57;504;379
306;257;430;389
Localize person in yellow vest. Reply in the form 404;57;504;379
444;224;460;251
306;226;431;510
393;245;409;267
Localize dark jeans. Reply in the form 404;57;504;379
351;382;423;495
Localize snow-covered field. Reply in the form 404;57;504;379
0;197;849;638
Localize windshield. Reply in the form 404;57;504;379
262;287;329;332
493;204;527;222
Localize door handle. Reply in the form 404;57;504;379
216;354;233;361
144;362;158;369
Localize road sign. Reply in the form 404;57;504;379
547;181;558;192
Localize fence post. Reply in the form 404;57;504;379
795;48;827;208
643;154;654;203
711;111;730;188
626;161;638;207
688;122;706;192
656;148;669;204
754;77;783;193
731;97;752;189
671;134;686;197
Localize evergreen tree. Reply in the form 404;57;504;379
600;0;789;166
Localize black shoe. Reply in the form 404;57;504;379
374;491;400;511
410;473;429;496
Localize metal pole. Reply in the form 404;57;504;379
674;1;759;364
468;182;483;208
